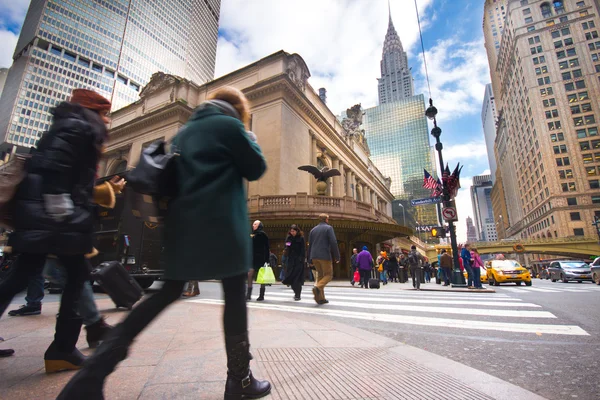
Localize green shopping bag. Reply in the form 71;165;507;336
256;263;276;285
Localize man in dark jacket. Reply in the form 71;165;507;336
0;89;111;371
407;245;425;290
307;214;340;304
440;249;453;286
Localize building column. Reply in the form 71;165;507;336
346;170;353;197
311;135;318;166
332;158;342;197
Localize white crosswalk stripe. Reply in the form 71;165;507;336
188;287;590;336
501;286;598;293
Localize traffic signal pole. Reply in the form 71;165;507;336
427;101;466;287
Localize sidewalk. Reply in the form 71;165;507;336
0;297;540;400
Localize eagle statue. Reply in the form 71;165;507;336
298;165;341;182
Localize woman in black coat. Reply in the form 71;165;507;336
249;220;270;301
0;89;111;373
281;225;306;300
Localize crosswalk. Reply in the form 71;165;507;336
189;286;589;336
499;285;599;293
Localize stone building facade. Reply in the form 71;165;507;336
491;0;600;239
101;51;410;278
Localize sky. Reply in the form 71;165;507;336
0;0;492;242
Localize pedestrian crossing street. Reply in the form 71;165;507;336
189;285;590;337
498;284;599;293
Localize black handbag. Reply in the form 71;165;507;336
127;140;179;198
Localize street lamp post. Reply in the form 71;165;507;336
426;99;465;286
397;203;406;226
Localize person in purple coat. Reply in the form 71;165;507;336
356;246;374;289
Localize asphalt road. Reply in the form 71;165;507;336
6;277;599;400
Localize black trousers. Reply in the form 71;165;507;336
359;269;370;287
0;253;88;320
115;274;248;342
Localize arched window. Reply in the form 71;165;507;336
541;2;553;18
109;159;128;175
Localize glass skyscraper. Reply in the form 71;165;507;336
0;0;220;148
364;95;438;229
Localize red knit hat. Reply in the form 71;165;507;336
70;89;111;113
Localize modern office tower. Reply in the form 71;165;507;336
471;174;498;241
0;0;220;148
484;0;508;107
377;5;414;104
482;84;499;183
492;0;600;239
466;216;478;243
364;94;438;230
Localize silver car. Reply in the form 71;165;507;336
548;260;592;283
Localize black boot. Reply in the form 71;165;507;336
56;324;131;400
246;287;252;301
256;287;265;302
224;332;271;400
44;316;86;373
85;317;113;348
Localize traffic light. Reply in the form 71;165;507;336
431;226;446;238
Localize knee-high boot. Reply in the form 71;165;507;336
224;332;271;400
44;316;86;373
56;324;131;400
246;286;252;301
256;287;265;301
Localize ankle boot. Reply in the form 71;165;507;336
85;317;113;348
256;287;265;301
45;316;86;373
246;287;252;301
224;332;271;400
56;324;132;400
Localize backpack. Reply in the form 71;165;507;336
408;252;418;265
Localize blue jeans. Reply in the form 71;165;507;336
424;271;431;282
464;264;474;287
25;274;45;308
472;267;482;288
44;258;101;326
380;271;387;283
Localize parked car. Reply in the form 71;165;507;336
590;257;600;285
486;259;532;286
548;260;592;283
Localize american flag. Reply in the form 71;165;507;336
432;178;443;197
423;169;438;190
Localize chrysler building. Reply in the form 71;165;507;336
378;6;414;104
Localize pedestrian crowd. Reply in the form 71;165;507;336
0;84;487;399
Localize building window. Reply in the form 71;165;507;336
557;50;566;59
576;1;585;7
543;98;556;106
550;132;564;141
562;71;572;80
570;212;581;221
525;16;534;23
593;195;600;204
567;197;577;205
591;179;600;189
573;228;585;236
586;166;598;175
582;21;595;29
546;109;559;118
586;31;599;40
528;26;536;32
548;121;562;130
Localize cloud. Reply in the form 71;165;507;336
215;0;434;114
415;37;490;120
0;29;18;67
0;0;30;67
442;140;489;162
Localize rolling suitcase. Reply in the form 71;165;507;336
368;278;380;289
92;261;144;310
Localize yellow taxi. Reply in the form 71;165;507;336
486;259;532;286
463;266;488;283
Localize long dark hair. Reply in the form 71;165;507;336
288;224;303;238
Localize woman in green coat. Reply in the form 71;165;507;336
58;87;272;400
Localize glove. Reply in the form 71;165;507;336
43;194;74;222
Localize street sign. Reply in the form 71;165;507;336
410;196;442;206
415;225;438;232
442;207;457;221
